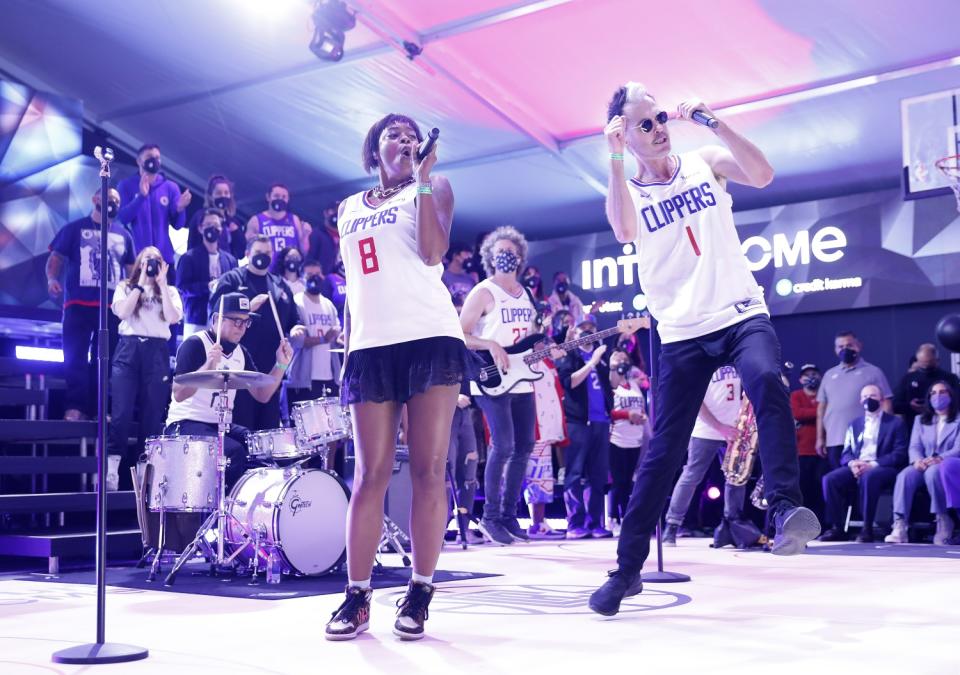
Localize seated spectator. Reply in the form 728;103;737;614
176;208;238;337
819;384;908;542
547;271;585;326
272;246;305;295
886;381;959;544
186;174;246;259
893;343;960;433
940;455;960;544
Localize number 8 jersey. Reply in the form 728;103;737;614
338;183;465;351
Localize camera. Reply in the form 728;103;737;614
145;259;160;277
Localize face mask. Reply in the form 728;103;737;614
862;397;881;413
251;253;271;270
213;196;230;210
306;275;323;295
800;376;820;390
203;227;221;243
270;198;288;212
615;362;631;376
143;157;161;174
493;250;520;274
285;259;301;274
462;257;477;273
524;275;540;289
555;281;569;295
839;347;858;365
97;202;119;219
931;392;952;412
145;259;160;277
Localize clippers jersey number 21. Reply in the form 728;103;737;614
358;237;380;274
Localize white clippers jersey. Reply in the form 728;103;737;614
338;184;465;351
627;150;767;344
468;278;537;395
166;330;246;427
691;365;742;441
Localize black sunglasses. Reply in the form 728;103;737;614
634;110;669;133
224;317;253;328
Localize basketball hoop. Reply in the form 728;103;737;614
936;155;960;212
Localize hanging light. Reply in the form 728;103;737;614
310;0;356;62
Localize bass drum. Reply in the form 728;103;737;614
226;467;349;576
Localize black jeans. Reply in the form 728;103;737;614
163;419;251;489
565;421;611;530
609;442;643;522
799;455;827;525
475;393;536;520
61;304;119;416
617;315;803;574
108;336;171;486
448;406;480;517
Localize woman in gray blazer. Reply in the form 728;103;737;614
886;381;959;544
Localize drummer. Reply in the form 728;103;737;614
165;291;293;487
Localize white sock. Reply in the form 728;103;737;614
348;578;371;590
411;572;433;586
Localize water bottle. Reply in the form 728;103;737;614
266;550;282;584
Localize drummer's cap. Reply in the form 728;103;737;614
218;292;259;318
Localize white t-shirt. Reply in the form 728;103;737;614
691;366;742;441
166;330;250;426
208;252;221;281
611;381;648;448
295;291;341;382
338;184;464;350
467;278;537;395
532;361;565;445
627;151;767;343
112;283;182;339
286;277;305;296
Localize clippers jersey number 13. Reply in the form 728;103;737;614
358;237;380;274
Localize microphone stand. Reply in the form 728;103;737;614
640;315;690;584
52;147;149;665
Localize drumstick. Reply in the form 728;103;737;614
267;292;284;338
215;295;225;345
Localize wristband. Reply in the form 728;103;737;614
417;183;433;195
610;153;625;161
133;284;145;293
274;361;289;372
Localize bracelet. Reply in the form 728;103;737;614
274;361;289;372
133;285;145;293
610;153;625;161
417;183;433;195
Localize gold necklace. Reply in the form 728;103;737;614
370;177;415;202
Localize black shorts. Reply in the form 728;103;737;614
341;336;474;405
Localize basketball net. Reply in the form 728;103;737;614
936;155;960;213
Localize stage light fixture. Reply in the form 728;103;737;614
310;0;356;62
15;345;63;362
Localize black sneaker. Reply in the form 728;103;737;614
500;517;531;542
393;580;435;640
662;523;678;546
772;506;821;555
478;518;514;546
588;569;643;616
325;585;372;641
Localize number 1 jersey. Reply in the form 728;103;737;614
338;184;464;351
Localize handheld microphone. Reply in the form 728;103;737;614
417;128;440;161
692;111;719;129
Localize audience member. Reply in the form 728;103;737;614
886;381;959;545
608;350;649;533
817;331;893;472
186;174;245;259
245;183;310;255
892;343;960;432
791;363;825;522
308;201;341;275
442;242;477;298
288;260;342;403
525;345;567;540
320;255;347;322
819;384;907;542
547;271;585;326
521;265;544;302
47;188;134;420
116;144;191;262
176;208;238;336
272;246;305;295
940;455;960;544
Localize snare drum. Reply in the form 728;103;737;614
143;435;217;512
292;398;351;448
246;427;306;461
226;466;349;576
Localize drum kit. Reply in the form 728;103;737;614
138;369;368;586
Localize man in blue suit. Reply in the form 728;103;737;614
819;384;908;542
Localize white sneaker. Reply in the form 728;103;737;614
934;514;955;546
884;519;908;544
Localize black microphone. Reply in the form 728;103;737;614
692;110;719;129
417;128;440;161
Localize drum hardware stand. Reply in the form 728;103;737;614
164;374;250;585
377;516;411;568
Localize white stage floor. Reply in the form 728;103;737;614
1;538;957;675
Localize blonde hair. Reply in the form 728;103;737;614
480;226;528;277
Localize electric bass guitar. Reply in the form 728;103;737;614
475;317;649;397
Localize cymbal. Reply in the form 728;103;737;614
174;369;274;389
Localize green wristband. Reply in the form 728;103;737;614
274;361;289;372
610;153;625;161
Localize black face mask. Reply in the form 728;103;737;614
143;157;161;174
285;259;301;274
306;275;323;295
97;202;119;219
462;257;477;273
615;362;632;376
213;196;230;210
800;376;820;390
863;398;881;413
524;275;540;290
203;227;221;243
839;347;858;365
251;253;271;270
555;281;569;295
145;259;160;277
270;198;288;212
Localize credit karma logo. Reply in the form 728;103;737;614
775;276;863;297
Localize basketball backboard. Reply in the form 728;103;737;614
901;87;960;199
